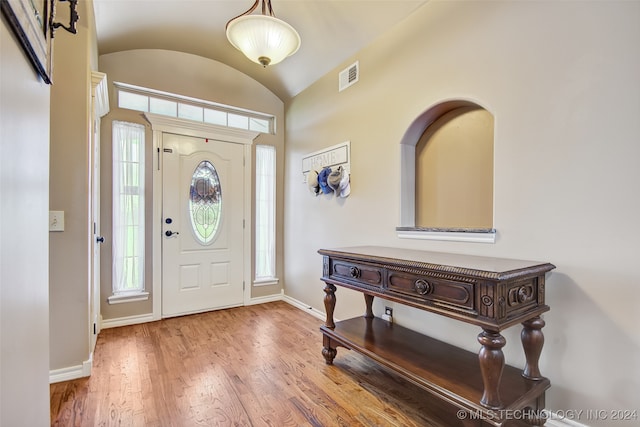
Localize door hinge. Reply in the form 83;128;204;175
93;323;97;335
243;219;245;229
243;281;245;291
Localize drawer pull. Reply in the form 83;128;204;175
349;266;361;279
518;286;532;303
414;279;432;295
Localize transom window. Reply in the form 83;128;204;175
114;82;275;134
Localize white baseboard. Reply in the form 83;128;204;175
49;354;92;384
281;294;326;321
101;312;156;329
246;290;327;321
248;291;326;321
544;411;590;427
248;291;285;305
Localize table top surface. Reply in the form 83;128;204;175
319;246;555;279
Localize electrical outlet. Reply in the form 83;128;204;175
382;306;393;322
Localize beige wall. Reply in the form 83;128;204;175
98;50;286;321
284;1;640;424
8;0;637;423
49;0;98;372
96;107;154;320
0;19;51;427
415;106;493;228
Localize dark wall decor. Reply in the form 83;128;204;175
1;0;53;83
1;0;78;84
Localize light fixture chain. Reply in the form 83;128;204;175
225;0;260;29
265;0;275;17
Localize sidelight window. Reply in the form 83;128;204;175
111;121;146;297
255;145;277;283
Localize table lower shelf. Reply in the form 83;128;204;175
321;316;549;426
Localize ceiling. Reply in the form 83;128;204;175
92;0;428;101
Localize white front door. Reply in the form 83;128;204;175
161;133;245;317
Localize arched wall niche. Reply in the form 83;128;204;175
398;99;496;243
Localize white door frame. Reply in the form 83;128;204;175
89;71;109;354
144;113;259;321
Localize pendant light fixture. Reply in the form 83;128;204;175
226;0;301;67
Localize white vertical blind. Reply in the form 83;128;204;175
255;145;276;280
112;121;145;294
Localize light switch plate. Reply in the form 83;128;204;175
49;211;64;231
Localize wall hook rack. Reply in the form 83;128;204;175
50;0;79;37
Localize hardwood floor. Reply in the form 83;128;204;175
50;301;469;427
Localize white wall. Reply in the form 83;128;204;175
284;1;640;425
1;20;51;427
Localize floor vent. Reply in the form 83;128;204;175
339;61;359;92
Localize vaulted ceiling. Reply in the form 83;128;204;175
93;0;428;101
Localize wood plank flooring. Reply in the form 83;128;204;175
50;301;470;427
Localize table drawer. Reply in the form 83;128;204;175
331;260;384;289
504;277;540;316
387;270;474;310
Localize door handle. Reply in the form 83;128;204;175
165;230;179;237
96;236;105;243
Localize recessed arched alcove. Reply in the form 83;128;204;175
398;100;496;243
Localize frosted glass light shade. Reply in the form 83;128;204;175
226;15;301;66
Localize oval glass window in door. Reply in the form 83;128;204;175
189;161;222;244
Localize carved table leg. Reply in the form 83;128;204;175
322;334;337;365
323;283;336;329
477;329;506;409
322;283;337;365
364;294;374;319
521;316;545;380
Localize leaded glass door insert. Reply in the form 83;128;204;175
189;161;222;245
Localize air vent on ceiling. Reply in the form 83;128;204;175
339;61;359;92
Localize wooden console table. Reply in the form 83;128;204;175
319;246;555;426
